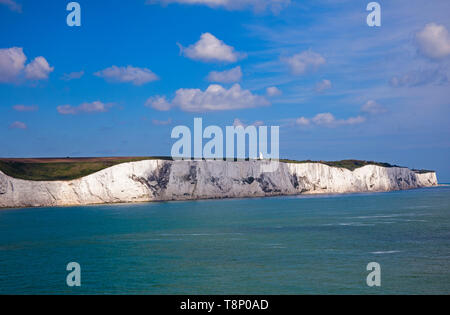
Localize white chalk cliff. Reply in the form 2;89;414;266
0;160;438;209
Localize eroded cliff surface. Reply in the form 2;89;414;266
0;160;438;209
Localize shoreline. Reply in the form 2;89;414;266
0;180;441;211
0;159;438;210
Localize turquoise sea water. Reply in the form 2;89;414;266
0;186;449;294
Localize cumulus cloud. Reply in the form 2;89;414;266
95;65;159;85
296;113;365;128
312;113;365;126
416;23;450;59
311;113;336;126
295;117;310;126
0;47;53;83
145;96;172;111
361;100;387;115
0;0;22;12
61;70;84;81
0;47;26;83
282;50;326;75
147;84;269;112
207;66;242;83
266;86;282;97
389;69;448;87
9;121;27;129
180;33;244;63
233;118;264;127
147;0;290;14
13;105;38;112
298;101;386;127
315;79;332;92
57;101;112;115
24;56;54;80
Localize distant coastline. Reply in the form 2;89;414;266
0;157;433;181
0;158;438;209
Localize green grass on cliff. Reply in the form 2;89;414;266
279;159;402;171
0;157;172;181
0;157;432;181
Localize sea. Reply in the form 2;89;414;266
0;186;449;294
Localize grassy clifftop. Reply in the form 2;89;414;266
0;157;171;181
280;159;402;171
0;157;432;181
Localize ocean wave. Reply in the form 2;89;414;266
264;243;287;249
370;250;401;255
352;214;402;219
322;222;375;227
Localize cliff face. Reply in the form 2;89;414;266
0;160;438;209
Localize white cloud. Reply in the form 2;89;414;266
61;70;84;81
13;105;38;112
0;0;22;13
172;84;269;112
312;113;365;126
207;66;242;83
147;0;290;14
233;118;264;127
95;65;159;85
25;56;54;80
295;117;310;126
9;121;27;129
416;23;450;59
315;79;331;92
233;118;246;127
181;33;244;63
145;96;172;111
296;113;365;128
266;86;282;97
343;116;366;125
57;101;112;115
0;47;53;83
0;47;26;83
282;50;326;75
297;101;385;127
311;113;336;126
361;100;387;115
148;83;269;112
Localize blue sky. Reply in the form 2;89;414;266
1;0;449;180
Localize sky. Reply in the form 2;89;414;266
0;0;449;180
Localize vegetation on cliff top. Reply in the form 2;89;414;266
279;159;402;171
0;157;433;181
0;157;170;181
